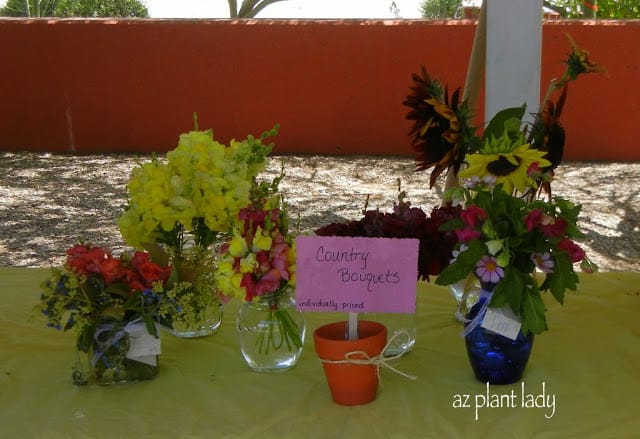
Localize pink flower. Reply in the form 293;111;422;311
474;255;504;284
455;228;482;242
460;205;487;228
524;209;543;231
240;274;257;302
255;250;271;273
558;238;586;263
531;252;555;273
540;217;568;238
527;162;541;178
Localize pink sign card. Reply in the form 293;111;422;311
295;236;419;313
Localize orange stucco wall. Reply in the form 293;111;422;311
0;19;638;160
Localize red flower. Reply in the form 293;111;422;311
524;209;543;231
137;261;171;289
120;268;145;294
255;250;271;273
455;228;482;242
240;273;257;302
99;257;124;286
316;203;461;281
238;205;280;236
540;217;568;238
558;238;586;263
66;244;115;278
527;162;541;177
460;205;487;228
130;251;151;270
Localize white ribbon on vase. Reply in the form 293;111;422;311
91;321;129;367
91;318;161;367
459;288;494;338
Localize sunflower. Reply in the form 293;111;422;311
557;33;606;88
459;143;551;194
403;66;467;188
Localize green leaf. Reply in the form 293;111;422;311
435;239;486;286
142;242;170;267
522;291;547;335
543;252;579;305
123;292;141;311
483;105;526;141
144;314;158;337
490;280;508;308
494;266;525;313
438;217;465;232
76;323;95;353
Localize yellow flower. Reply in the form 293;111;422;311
460;144;551;193
217;260;234;276
252;227;273;252
119;126;275;252
228;233;248;257
240;254;257;273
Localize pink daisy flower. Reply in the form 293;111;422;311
474;255;504;284
531;252;555;273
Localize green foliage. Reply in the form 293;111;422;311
55;0;148;17
420;0;463;19
0;0;149;17
544;1;640;18
435;183;591;335
435;239;485;285
0;0;58;17
521;286;547;335
597;0;640;18
228;0;287;18
482;105;526;145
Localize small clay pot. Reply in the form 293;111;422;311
313;320;387;406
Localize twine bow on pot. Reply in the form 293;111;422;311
320;331;418;383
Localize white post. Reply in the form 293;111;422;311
485;0;542;123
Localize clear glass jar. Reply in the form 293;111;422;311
449;274;481;323
73;319;159;386
236;288;305;372
167;247;224;338
170;301;223;338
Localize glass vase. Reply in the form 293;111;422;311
236;288;306;372
73;319;159;386
167;248;224;338
449;273;481;323
170;301;223;338
464;294;534;385
362;312;415;356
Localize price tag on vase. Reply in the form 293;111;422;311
125;321;161;366
480;306;522;340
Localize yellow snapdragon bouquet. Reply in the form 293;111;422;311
217;175;305;371
118;124;278;336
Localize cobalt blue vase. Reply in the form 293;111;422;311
464;297;534;385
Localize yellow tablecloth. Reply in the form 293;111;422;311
1;268;639;438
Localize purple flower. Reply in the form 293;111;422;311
531;252;555;273
474;255;504;284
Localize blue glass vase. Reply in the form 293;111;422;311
464;297;534;385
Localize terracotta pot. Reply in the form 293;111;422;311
313;320;387;406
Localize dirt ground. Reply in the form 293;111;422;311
1;152;639;272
